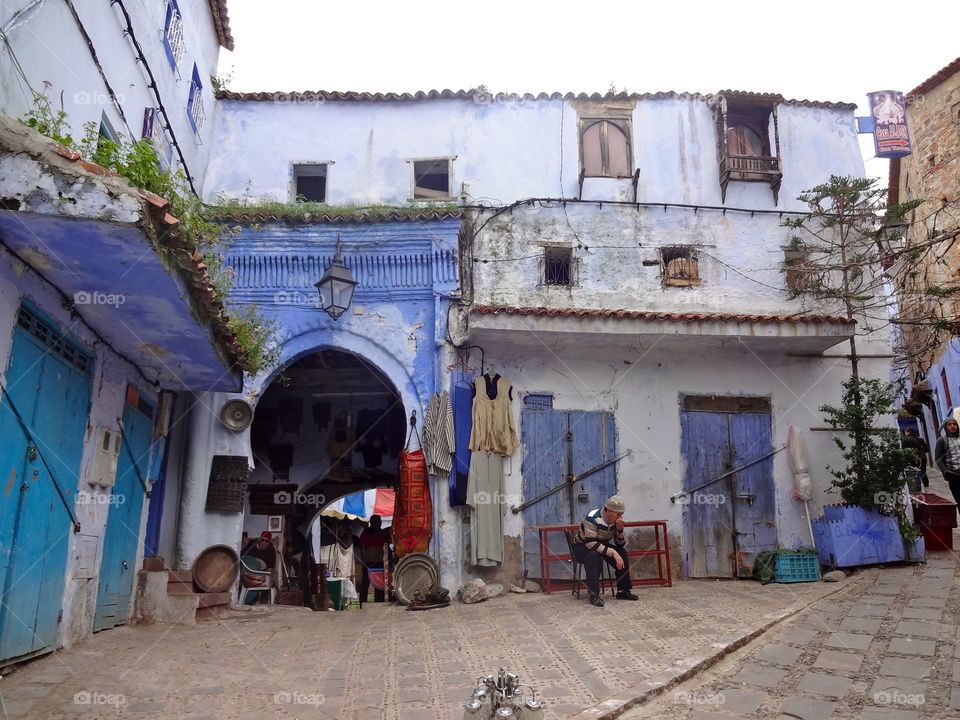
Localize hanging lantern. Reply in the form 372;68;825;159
315;235;357;320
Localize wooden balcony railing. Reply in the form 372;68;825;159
723;154;781;175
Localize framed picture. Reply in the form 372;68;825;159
267;515;284;533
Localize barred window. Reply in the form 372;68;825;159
542;247;574;286
163;0;186;70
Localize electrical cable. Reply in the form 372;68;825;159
110;0;198;195
63;0;134;139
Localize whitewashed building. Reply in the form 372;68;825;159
207;88;889;589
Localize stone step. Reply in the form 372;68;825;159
167;584;197;596
197;591;232;608
167;570;194;584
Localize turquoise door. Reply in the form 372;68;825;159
94;387;155;631
0;305;91;663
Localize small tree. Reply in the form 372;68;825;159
819;378;918;542
784;176;935;544
783;175;957;378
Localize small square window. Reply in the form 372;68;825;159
661;247;700;287
293;164;327;202
542;247;575;286
413;159;451;199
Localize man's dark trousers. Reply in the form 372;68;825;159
572;542;632;595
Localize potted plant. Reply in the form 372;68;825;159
813;377;923;567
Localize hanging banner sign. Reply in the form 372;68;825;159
868;90;911;158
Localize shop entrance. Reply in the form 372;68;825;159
242;349;405;607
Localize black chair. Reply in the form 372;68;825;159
563;529;614;599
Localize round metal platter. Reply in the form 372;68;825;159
392;553;439;605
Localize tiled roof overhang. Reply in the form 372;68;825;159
207;209;464;225
216;88;856;111
470;305;856;325
0;112;242;390
908;56;960;99
207;0;234;50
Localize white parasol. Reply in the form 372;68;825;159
787;425;816;549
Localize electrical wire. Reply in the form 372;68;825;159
110;0;198;195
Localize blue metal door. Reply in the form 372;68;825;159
94;386;155;631
521;408;617;579
680;396;776;578
0;305;91;663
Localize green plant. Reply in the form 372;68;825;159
226;304;280;375
19;87;277;375
19;81;74;147
820;377;919;544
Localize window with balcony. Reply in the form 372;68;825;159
580;119;631;177
163;0;186;71
187;64;205;135
716;93;782;203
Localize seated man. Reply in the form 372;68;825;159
572;495;638;606
240;531;278;604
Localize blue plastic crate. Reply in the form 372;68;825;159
774;553;821;583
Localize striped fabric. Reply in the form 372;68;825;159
576;508;626;558
423;391;454;476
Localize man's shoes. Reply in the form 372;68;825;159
588;593;605;607
616;590;639;601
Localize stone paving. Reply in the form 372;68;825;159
622;477;960;720
0;577;835;720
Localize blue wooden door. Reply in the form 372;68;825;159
521;408;617;580
94;387;154;631
680;397;775;578
0;305;91;663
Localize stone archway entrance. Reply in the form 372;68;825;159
241;349;405;606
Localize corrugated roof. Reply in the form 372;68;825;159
206;208;464;225
207;0;234;51
908;56;960;99
471;305;856;326
216;88;856;110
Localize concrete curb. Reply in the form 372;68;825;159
568;578;861;720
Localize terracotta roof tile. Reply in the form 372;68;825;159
24;133;243;368
470;305;856;326
207;0;234;51
216;88;856;111
206;208;464;225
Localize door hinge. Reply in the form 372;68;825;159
58;609;63;623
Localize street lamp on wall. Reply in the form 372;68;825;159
315;236;357;320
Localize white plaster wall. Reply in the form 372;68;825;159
206;95;861;210
0;246;159;648
0;0;222;189
476;339;894;577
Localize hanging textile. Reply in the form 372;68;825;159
468;374;519;456
449;377;473;507
393;448;432;557
423;391;455;476
466;451;503;566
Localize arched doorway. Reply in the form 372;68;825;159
240;349;405;606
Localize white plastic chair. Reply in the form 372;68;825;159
238;556;276;605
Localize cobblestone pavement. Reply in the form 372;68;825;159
0;577;835;720
624;477;960;720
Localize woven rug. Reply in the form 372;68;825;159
393;449;432;556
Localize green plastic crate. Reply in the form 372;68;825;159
774;552;820;583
